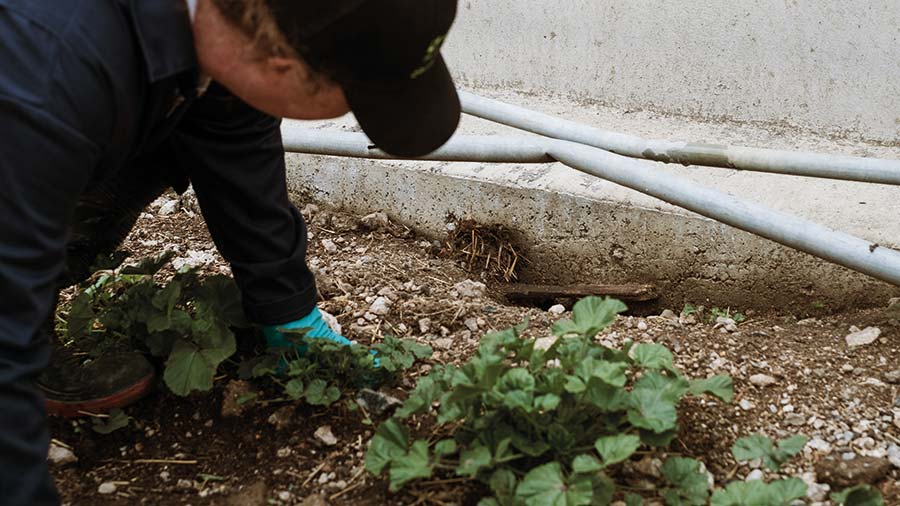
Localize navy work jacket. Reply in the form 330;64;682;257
0;0;319;357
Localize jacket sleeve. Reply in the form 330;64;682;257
171;82;318;325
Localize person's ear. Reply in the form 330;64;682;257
266;56;296;75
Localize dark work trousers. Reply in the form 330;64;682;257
1;157;169;505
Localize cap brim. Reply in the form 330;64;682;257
344;55;461;158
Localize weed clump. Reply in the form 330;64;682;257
441;218;526;283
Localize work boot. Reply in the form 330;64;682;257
38;349;155;418
39;163;171;417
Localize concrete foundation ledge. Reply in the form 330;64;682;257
283;90;900;312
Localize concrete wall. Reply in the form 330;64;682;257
444;0;900;145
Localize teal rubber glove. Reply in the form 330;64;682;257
263;308;352;354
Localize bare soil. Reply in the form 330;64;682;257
50;195;900;505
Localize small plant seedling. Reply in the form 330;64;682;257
91;408;132;434
680;303;699;318
731;433;808;471
831;485;885;506
709;307;746;324
240;331;431;408
197;474;225;487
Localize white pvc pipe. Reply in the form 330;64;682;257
281;126;900;286
281;125;553;163
544;140;900;286
459;91;900;186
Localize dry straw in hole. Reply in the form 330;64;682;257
441;219;527;282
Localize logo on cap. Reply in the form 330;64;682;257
410;34;446;79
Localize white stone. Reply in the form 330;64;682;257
715;316;736;327
533;336;559;351
318;471;335;485
885;369;900;384
453;279;487;298
314;425;338;446
807;438;833;454
171;249;216;270
158;199;179;216
888;444;900;469
806;481;830;502
98;482;117;495
862;377;886;388
745;469;764;481
377;286;397;298
47;443;77;466
864;448;886;459
321;239;338;253
368;297;391;316
739;399;755;410
432;338;453;350
749;374;777;386
659;309;678;321
845;326;881;347
548;304;566;314
360;211;389;229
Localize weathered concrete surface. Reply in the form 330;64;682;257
283;89;900;311
444;0;900;145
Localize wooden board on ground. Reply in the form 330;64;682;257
500;283;658;302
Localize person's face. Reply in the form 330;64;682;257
214;56;350;120
192;0;350;119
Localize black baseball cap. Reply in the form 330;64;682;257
265;0;461;157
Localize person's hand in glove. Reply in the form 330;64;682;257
263;308;381;372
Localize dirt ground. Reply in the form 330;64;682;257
49;193;900;505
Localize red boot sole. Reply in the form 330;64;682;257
45;372;155;418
